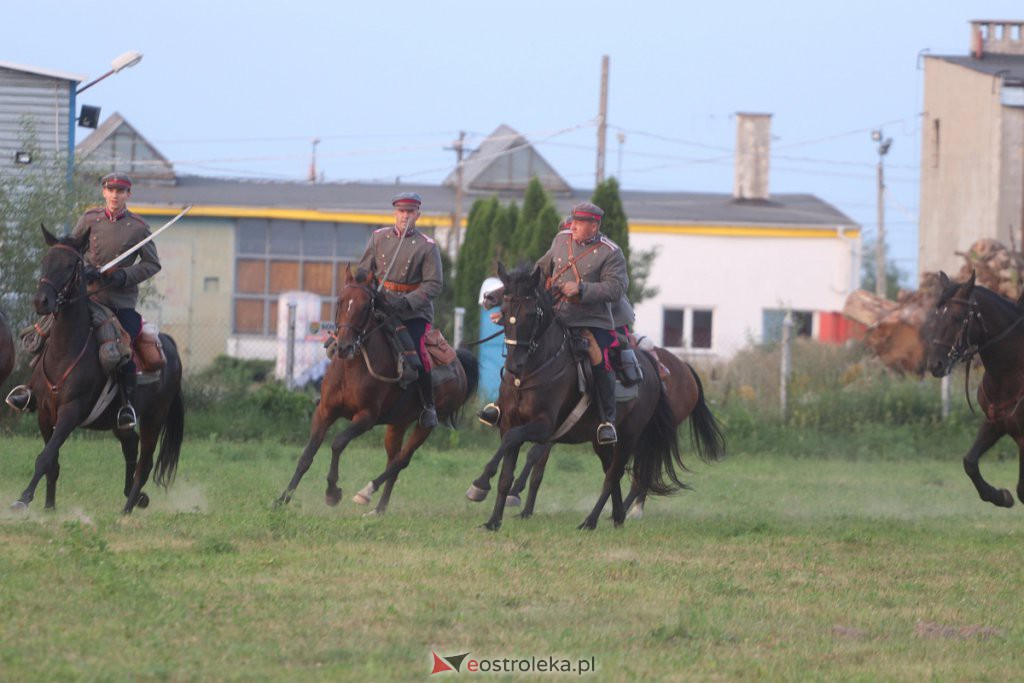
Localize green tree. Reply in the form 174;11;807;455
488;201;517;268
510;177;548;259
454;197;499;344
591;177;657;304
524;203;561;263
860;238;905;300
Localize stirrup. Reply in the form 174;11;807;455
117;404;137;431
477;402;500;427
596;421;618;445
5;385;32;412
419;406;438;428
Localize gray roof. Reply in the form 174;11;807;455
130;175;856;228
928;53;1024;80
443;124;570;194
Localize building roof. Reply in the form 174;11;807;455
129;175;856;228
927;53;1024;80
0;61;85;83
442;124;571;194
76;111;176;183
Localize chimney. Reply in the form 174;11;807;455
733;112;772;201
970;20;1024;59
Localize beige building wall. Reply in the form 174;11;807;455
136;215;234;372
918;58;1007;278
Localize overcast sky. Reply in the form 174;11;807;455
8;1;1024;286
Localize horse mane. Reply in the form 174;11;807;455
939;276;1024;315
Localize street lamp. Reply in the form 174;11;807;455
76;51;143;95
871;129;893;297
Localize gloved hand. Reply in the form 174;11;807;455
392;295;412;313
83;265;101;283
104;270;128;288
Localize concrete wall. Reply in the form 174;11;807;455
918;58;1006;278
630;227;859;358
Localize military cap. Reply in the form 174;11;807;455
391;192;422;209
101;172;132;190
571;201;604;222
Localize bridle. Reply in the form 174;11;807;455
332;282;385;354
37;244;85;314
930;296;985;367
502;292;550;356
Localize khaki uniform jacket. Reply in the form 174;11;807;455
536;230;627;329
357;226;443;323
611;296;635;330
71;208;161;309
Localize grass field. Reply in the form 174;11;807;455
2;429;1023;681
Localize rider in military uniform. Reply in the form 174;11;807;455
357;192;443;428
6;173;160;429
479;202;628;444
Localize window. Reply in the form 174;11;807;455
662;307;714;350
762;309;813;344
233;219;375;334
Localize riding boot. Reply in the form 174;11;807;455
416;369;438;428
117;366;138;431
5;385;32;412
593;365;618;445
393;320;422;383
477;402;501;427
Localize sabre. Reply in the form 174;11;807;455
375;210;416;293
99;205;193;273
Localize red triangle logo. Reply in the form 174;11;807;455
431;651;455;675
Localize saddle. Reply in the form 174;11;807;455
571;329;645;388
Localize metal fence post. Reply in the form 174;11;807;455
286;302;297;389
780;310;793;422
941;372;952;420
453;306;465;348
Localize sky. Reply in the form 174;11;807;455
7;1;1024;288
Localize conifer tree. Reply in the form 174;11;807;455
592;177;658;304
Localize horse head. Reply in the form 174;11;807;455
497;261;553;375
34;224;89;316
334;264;379;359
925;270;979;378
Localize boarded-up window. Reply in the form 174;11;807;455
269;261;299;294
236;260;266;294
303;262;333;295
235;299;264;333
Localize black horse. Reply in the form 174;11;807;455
926;270;1024;508
11;226;184;513
0;308;13;390
476;263;687;531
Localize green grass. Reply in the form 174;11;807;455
2;430;1023;681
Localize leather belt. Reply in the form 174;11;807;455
382;280;420;293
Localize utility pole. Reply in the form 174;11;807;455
308;138;320;183
596;55;609;186
447;131;467;262
872;129;892;297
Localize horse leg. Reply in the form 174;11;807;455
508;442;544;507
467;448;503;502
43;457;60;511
370;423;433;515
14;411;79;511
1016;437;1024;505
124;426;157;514
623;481;647;520
484;423;549;531
277;403;341;506
579;442;627;530
115;428;140;508
963;421;1014;508
352;422;407;509
518;443;552;519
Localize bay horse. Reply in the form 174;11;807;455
0;307;13;389
469;344;725;519
278;266;479;515
11;226;184;513
476;262;687;531
926;270;1024;508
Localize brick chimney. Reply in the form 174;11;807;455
971;20;1024;59
733;112;772;201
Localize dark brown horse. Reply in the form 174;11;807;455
278;266;479;514
0;307;13;389
926;270;1024;508
475;263;688;531
468;343;725;519
11;226;184;513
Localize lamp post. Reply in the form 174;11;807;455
871;129;893;298
76;51;143;95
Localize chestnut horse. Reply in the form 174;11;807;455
468;344;725;519
278;266;479;515
11;226;184;513
925;271;1024;508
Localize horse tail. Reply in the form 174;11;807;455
154;335;185;488
631;382;686;497
684;362;726;464
450;348;480;425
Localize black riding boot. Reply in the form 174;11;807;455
417;370;438;428
117;366;138;431
593;365;618;444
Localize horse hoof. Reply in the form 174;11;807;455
466;484;489;502
626;505;644;520
325;490;342;507
362;509;379;517
577;520;597;531
505;495;521;507
352;482;375;506
482;521;501;532
136;493;150;509
10;501;28;512
1001;489;1015;507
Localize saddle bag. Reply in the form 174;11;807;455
89;302;132;375
614;347;644;387
136;322;166;373
424;328;457;367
